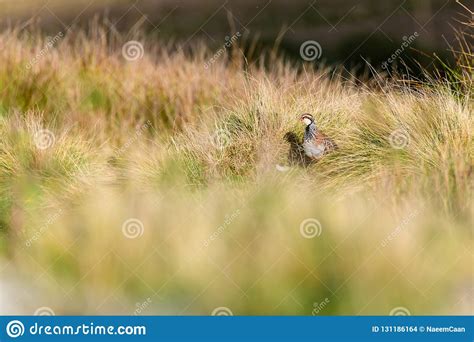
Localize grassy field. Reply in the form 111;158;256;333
0;22;472;315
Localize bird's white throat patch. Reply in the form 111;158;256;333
303;118;312;126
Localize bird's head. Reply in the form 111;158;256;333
300;113;314;127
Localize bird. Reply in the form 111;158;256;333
300;113;337;160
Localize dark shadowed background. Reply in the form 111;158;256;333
1;0;464;72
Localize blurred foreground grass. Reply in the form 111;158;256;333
0;23;472;314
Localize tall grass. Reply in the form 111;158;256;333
0;22;472;315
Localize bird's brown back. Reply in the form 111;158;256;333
313;130;338;151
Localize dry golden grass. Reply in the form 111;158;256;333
0;23;472;315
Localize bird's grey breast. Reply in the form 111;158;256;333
303;141;325;158
303;124;324;157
